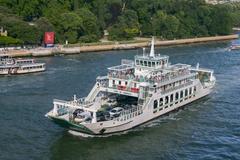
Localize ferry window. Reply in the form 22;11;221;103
180;91;183;98
189;88;192;95
140;60;143;65
194;86;197;92
144;61;147;66
134;83;137;88
136;60;139;65
185;89;188;96
119;81;121;85
159;98;163;106
156;62;159;66
170;94;174;102
165;96;169;104
125;81;128;85
152;62;155;67
162;61;165;66
113;80;115;85
175;92;179;100
145;62;151;67
153;100;158;109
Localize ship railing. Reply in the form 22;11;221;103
54;98;95;109
113;105;143;122
53;99;71;116
190;67;214;73
148;72;193;85
111;84;140;94
97;76;109;87
121;59;134;65
108;72;194;86
53;98;97;118
161;81;193;95
54;99;70;104
108;73;135;80
108;74;149;83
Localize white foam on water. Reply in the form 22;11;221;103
68;130;131;138
66;58;80;63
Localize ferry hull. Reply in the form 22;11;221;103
47;87;213;136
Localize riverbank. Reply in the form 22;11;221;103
2;34;238;57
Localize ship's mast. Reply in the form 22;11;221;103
142;47;146;57
150;37;155;58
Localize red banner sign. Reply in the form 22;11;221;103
44;32;55;44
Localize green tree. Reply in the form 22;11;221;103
108;9;140;40
75;7;101;39
0;13;42;44
209;6;233;35
56;12;83;43
0;0;236;44
0;36;23;46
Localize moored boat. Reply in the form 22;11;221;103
0;54;46;75
229;39;240;51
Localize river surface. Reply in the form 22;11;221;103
0;42;240;160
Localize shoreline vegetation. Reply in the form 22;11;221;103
1;0;240;46
3;34;238;57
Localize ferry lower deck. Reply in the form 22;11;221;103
47;81;213;135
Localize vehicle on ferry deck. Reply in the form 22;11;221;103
109;107;124;118
46;37;216;136
0;54;46;75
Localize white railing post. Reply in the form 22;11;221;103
92;112;97;123
53;103;58;116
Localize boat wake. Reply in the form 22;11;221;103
140;113;181;129
68;130;131;138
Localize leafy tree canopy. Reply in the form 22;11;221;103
0;0;236;44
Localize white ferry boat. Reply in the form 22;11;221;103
0;54;46;75
46;38;216;136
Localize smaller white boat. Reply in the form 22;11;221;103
0;54;46;75
229;39;240;51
